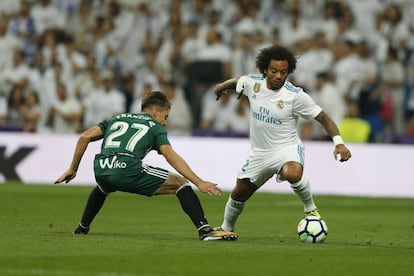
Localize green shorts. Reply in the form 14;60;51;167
95;164;169;196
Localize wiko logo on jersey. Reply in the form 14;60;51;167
99;156;127;169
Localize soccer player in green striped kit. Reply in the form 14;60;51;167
55;91;238;241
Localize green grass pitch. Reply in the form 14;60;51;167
1;182;413;276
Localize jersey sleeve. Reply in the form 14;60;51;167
97;118;109;133
153;126;171;153
236;76;249;96
293;91;323;119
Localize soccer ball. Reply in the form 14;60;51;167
297;216;328;243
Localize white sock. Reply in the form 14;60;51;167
221;196;245;231
290;177;316;213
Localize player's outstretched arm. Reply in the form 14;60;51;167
314;111;352;162
160;144;222;196
214;78;239;100
54;126;103;184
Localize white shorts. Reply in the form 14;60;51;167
237;144;305;187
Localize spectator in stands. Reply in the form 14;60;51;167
335;3;363;44
83;69;126;129
47;82;82;134
0;49;31;96
43;61;74;110
254;28;274;53
93;17;122;74
316;1;339;43
180;21;202;67
132;1;164;51
227;95;250;137
346;40;379;101
378;47;405;138
21;90;41;133
406;50;414;135
193;27;232;78
279;2;311;48
232;1;270;46
198;9;231;46
154;6;181;80
6;84;26;130
0;90;7;124
291;37;318;90
331;39;361;99
315;72;345;127
73;54;99;102
257;0;285;28
0;17;22;72
377;3;409;62
7;0;37;60
28;50;48;101
40;29;58;66
231;31;256;77
104;1;138;75
358;85;384;143
347;0;383;46
181;0;210;25
61;36;87;77
31;0;66;35
408;119;414;136
27;50;51;130
199;88;238;135
301;71;346;141
66;0;96;53
185;27;232;125
294;31;334;90
339;100;371;143
161;78;192;136
133;48;163;100
0;0;20;17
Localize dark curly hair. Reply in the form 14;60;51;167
256;46;297;77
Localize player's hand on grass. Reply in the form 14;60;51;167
334;144;352;162
54;169;77;184
197;181;222;196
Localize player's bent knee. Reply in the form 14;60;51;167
165;173;188;190
281;162;303;183
171;173;187;185
286;174;302;184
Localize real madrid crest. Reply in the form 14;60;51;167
277;100;284;110
253;83;260;93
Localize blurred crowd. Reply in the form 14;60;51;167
1;0;414;143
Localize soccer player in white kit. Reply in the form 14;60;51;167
213;46;352;233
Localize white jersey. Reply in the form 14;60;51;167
236;74;322;151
